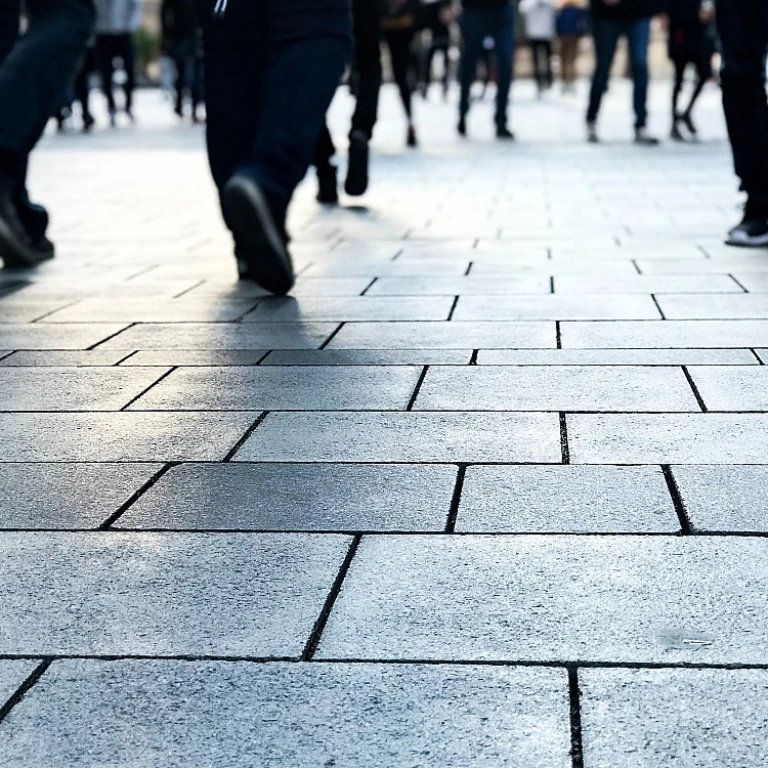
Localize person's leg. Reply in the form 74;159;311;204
314;122;338;203
717;0;768;240
385;29;414;121
682;50;712;131
544;39;553;87
492;4;515;133
120;32;136;116
586;18;620;130
531;40;543;91
671;56;685;138
626;18;651;130
349;0;382;141
173;41;189;116
561;35;578;86
459;8;485;126
96;34;117;118
74;47;95;128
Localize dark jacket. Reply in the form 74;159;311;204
590;0;658;22
161;0;199;44
464;0;512;8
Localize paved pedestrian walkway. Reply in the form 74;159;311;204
0;80;767;766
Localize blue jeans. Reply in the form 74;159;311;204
0;0;95;193
586;17;651;129
459;5;516;128
717;0;768;203
202;0;351;220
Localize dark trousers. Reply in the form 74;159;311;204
73;46;96;120
586;17;651;128
717;0;768;204
384;27;417;121
173;35;204;114
459;5;516;128
0;0;94;207
423;36;450;92
530;38;553;90
203;0;350;215
96;32;135;113
350;0;382;139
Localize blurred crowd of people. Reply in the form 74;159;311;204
0;0;766;282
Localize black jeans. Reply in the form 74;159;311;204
350;0;382;140
173;35;204;114
384;27;417;121
203;0;350;218
0;0;94;215
530;39;553;91
717;0;768;204
96;32;136;113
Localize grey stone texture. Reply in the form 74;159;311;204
0;323;127;350
119;463;457;531
245;296;454;321
119;350;269;366
367;275;551;295
0;661;571;768
457;465;679;532
476;348;757;365
688;366;768;410
452;295;660;320
262;349;473;366
317;535;768;663
0;533;349;655
0;660;39;707
0;463;159;529
0;350;133;366
580;668;768;768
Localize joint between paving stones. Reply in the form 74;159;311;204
119;366;178;411
406;366;430;411
447;296;460;321
728;274;749;293
464;262;473;276
469;350;479;365
235;298;266;323
555;321;562;349
567;667;585;768
662;465;693;535
87;322;137;351
750;349;764;365
650;294;666;320
253;350;273;366
301;534;361;661
360;278;378;296
559;413;570;464
318;323;345;350
113;350;139;366
0;658;52;726
172;280;206;299
222;411;270;462
99;462;178;530
681;366;708;412
445;464;468;533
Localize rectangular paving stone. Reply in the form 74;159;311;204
672;465;768;532
316;535;768;663
367;276;551;296
637;259;768;274
0;300;73;323
730;272;768;292
40;298;258;323
457;466;678;532
689;366;768;411
580;669;768;768
262;349;473;366
0;350;131;366
328;321;555;349
657;294;768;319
470;261;640;277
0;412;257;461
187;277;373;298
562;320;768;349
0;323;127;350
97;322;338;350
415;366;698;412
301;261;470;277
0;660;39;707
0;660;571;768
568;414;768;463
0;533;349;656
554;274;742;294
131;366;423;411
234;411;561;463
453;295;660;321
0;463;159;529
245;296;454;321
120;350;269;366
476;348;758;366
0;367;170;411
119;463;457;531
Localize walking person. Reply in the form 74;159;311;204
585;0;660;145
521;0;556;95
420;0;453;99
382;0;420;147
94;0;143;127
73;44;97;131
556;0;588;93
667;0;715;141
0;0;95;267
202;0;350;294
457;0;517;140
161;0;204;123
717;0;768;246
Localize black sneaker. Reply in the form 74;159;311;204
496;125;515;140
457;115;467;137
407;124;418;148
670;116;685;141
681;113;698;137
726;201;768;247
586;122;599;143
634;127;660;146
345;129;369;196
223;174;295;295
0;192;54;268
316;164;339;205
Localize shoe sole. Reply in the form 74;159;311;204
725;232;768;248
223;177;295;295
0;217;53;268
345;137;369;196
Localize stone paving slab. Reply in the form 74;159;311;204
688;366;768;411
0;412;257;461
0;350;134;366
452;295;661;321
366;275;551;295
579;669;768;768
554;275;742;294
118;463;457;531
0;323;127;350
327;321;556;349
0;463;159;529
131;366;423;411
0;367;170;411
415;366;698;412
261;349;473;366
476;348;758;365
234;411;561;463
457;465;678;532
0;533;349;656
658;294;768;320
188;277;373;298
0;300;73;323
317;535;768;663
672;465;768;532
245;296;454;321
97;322;338;350
0;660;39;708
568;414;768;464
0;661;571;768
119;350;270;366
